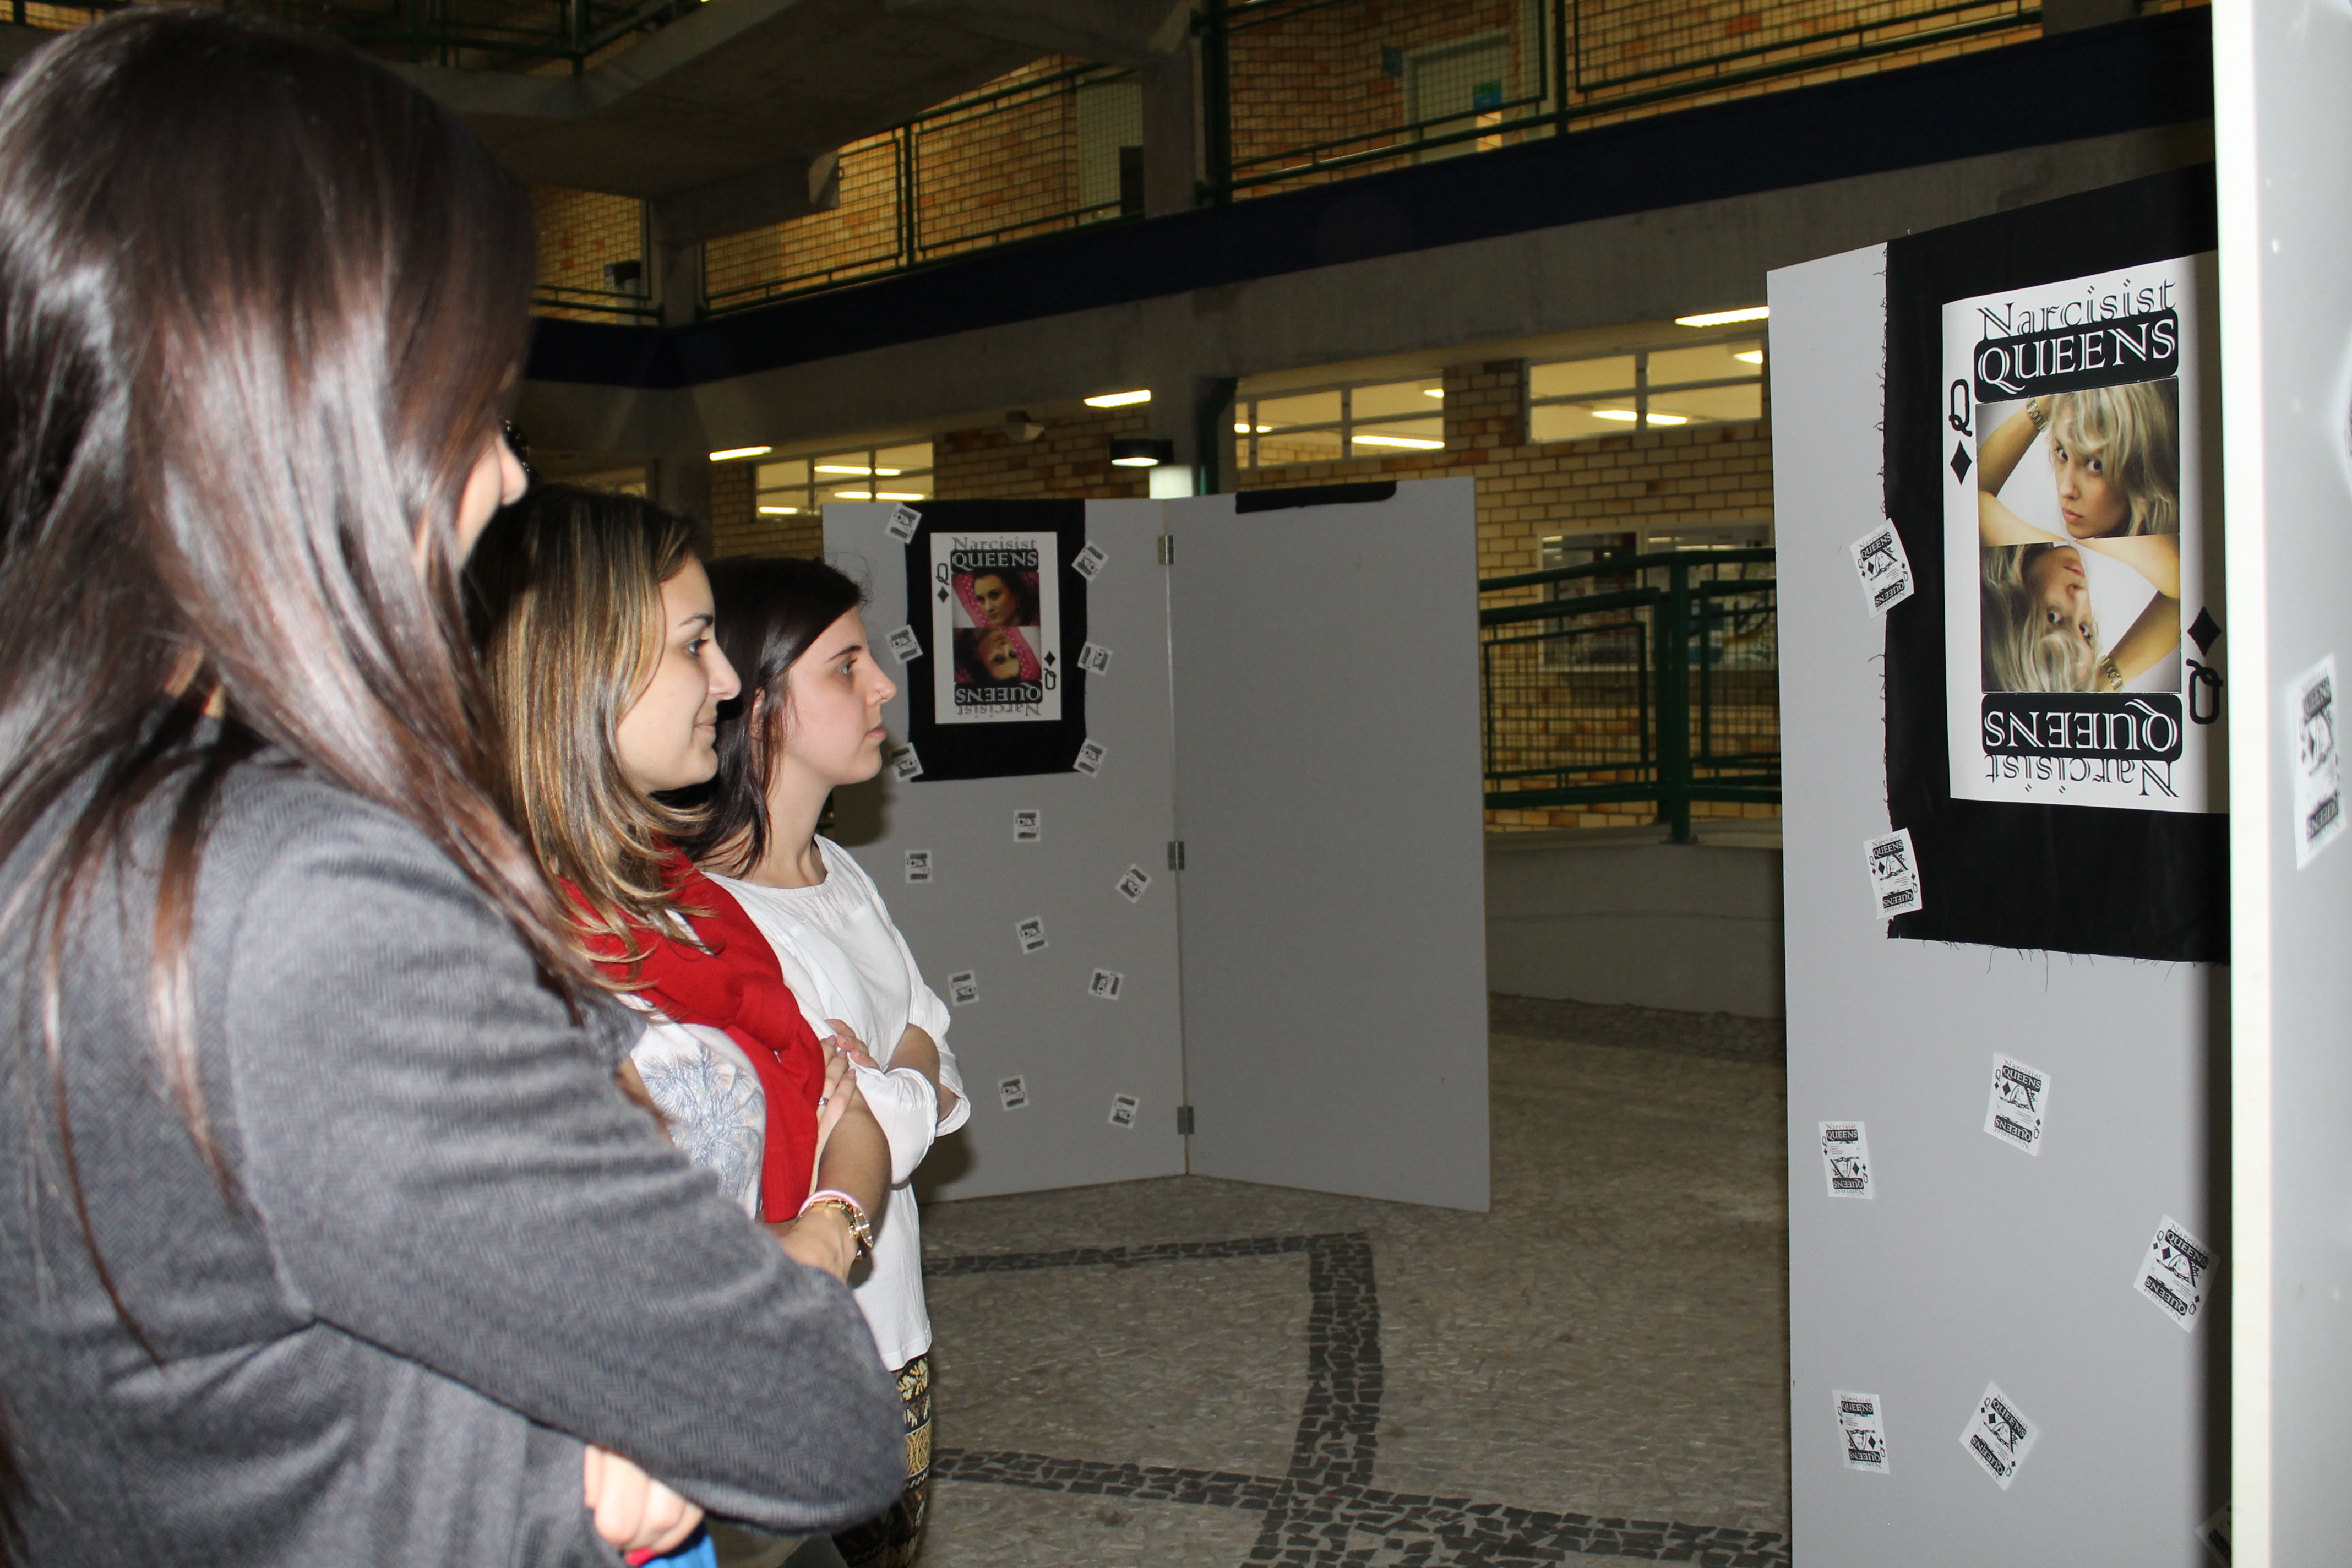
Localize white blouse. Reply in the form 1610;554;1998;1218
714;839;967;1372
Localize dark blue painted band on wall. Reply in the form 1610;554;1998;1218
525;8;2212;391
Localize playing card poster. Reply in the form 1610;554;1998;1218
1880;170;2227;962
1943;256;2221;814
897;500;1092;781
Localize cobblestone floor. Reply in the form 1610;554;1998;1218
911;1001;1790;1567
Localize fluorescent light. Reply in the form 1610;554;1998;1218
1084;390;1152;407
874;492;925;501
709;445;773;461
758;505;801;515
1733;350;1764;364
1233;422;1276;433
1591;410;1639;422
1674;306;1768;327
832;489;872;499
1423;388;1445;398
1352;433;1444;449
814;465;902;476
1647;412;1690;425
1109;455;1158;467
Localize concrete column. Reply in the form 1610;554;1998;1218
649;208;705;328
652;449;715;523
1140;39;1201;217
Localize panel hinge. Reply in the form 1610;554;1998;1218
1167;839;1186;870
1158;534;1175;565
1175;1104;1195;1136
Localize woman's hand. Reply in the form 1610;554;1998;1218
767;1204;858;1282
825;1020;881;1071
582;1445;703;1560
813;1044;854;1156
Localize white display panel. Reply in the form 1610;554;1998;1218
1167;482;1491;1212
1774;244;2217;1564
827;501;1187;1200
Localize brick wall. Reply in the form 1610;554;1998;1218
933;406;1153;502
708;460;824;560
530;186;645;323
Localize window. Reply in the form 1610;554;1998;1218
1234;377;1445;469
755;443;935;518
1527;336;1764;443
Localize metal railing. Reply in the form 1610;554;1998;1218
6;0;700;72
1480;548;1777;841
1196;0;2043;202
703;59;1141;315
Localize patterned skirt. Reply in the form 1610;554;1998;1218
831;1354;933;1568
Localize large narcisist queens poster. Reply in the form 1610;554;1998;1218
1881;171;2225;962
1943;257;2220;814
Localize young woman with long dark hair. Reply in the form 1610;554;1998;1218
0;14;903;1564
682;557;971;1568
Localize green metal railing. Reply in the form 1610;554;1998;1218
1479;547;1777;841
1196;0;2041;203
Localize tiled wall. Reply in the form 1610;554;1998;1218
529;186;646;323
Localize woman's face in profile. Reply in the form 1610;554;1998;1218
2051;415;2128;538
977;629;1022;681
971;572;1022;628
2024;546;2096;655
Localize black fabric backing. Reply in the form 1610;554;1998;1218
1880;165;2226;962
900;500;1090;782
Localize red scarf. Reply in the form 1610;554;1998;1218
578;851;827;1221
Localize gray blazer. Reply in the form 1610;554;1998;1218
0;759;906;1564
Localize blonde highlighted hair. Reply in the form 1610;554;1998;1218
2047;381;2179;537
466;484;706;974
1981;545;2099;692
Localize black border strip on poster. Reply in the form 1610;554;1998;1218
901;499;1090;782
1882;165;2225;962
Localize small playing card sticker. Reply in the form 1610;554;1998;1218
2135;1214;2214;1331
2290;655;2343;867
1108;1093;1138;1129
1073;740;1107;776
1088;968;1123;1001
1014;809;1041;842
1983;1054;2051;1155
1820;1121;1873;1199
1072;542;1108;580
997;1075;1027;1112
2196;1503;2231;1566
886;624;923;663
1834;1390;1888;1475
1077;641;1113;677
890;744;923;783
1115;865;1151;903
904;850;933;884
1016;916;1048;955
947;970;979;1007
885;503;922;543
1864;828;1923;919
1960;1383;2038;1490
1849;522;1915;617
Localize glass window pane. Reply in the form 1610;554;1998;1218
1647;342;1763;389
874;442;933;474
756;459;809;488
1350;417;1443;453
1249;427;1345;465
1529;403;1642;443
1529;355;1636;400
1645;383;1763;426
1351;379;1442;420
1255;389;1343;429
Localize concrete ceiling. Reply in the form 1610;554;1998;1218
398;0;1191;241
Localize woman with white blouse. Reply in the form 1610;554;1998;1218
684;556;970;1568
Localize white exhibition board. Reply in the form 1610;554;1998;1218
827;500;1187;1200
1169;483;1490;1211
1773;245;2218;1564
2213;7;2352;1562
823;482;1488;1211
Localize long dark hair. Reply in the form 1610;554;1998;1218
0;12;593;1526
682;556;865;875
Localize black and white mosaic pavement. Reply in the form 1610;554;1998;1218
925;1234;1790;1568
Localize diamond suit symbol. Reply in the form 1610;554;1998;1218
1950;443;1973;483
2188;607;2222;655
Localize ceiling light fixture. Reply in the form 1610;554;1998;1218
1085;390;1152;408
832;489;873;500
1352;433;1444;449
758;505;801;515
1423;388;1445;398
1109;437;1176;467
1674;306;1769;327
874;492;925;501
709;445;774;461
1733;350;1764;364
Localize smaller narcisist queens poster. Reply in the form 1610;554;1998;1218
1942;254;2223;813
931;532;1062;725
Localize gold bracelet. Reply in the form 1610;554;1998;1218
2026;399;2049;434
798;1190;875;1261
2099;655;2124;692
